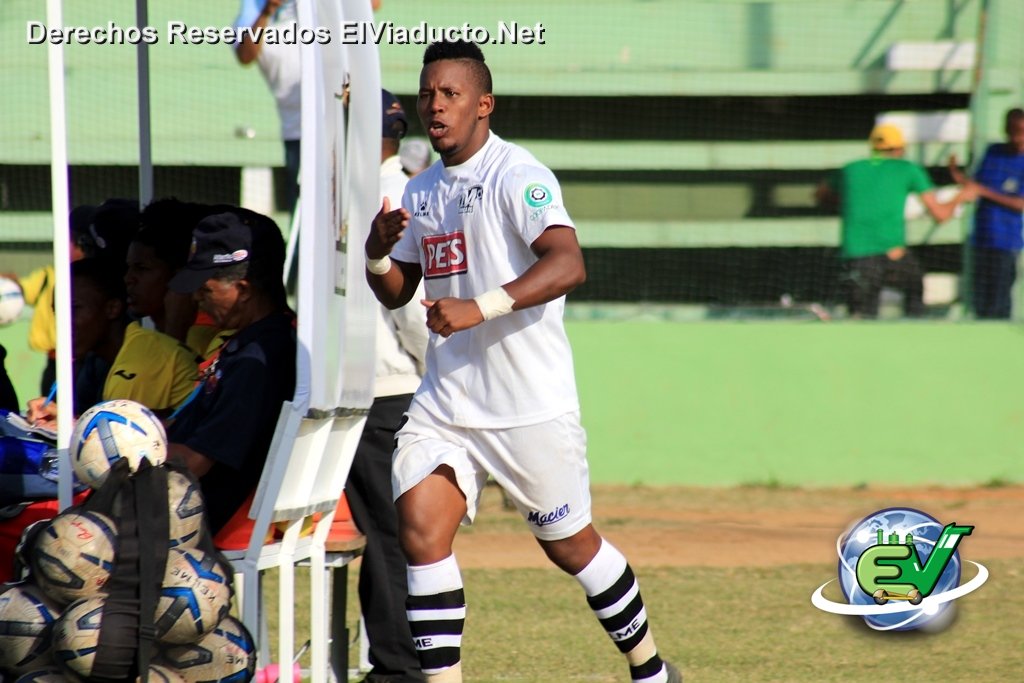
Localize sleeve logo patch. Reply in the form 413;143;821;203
524;183;553;208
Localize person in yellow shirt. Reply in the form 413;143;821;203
27;257;198;426
8;201;140;395
17;264;58;394
6;206;95;394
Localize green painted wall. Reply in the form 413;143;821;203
571;320;1023;487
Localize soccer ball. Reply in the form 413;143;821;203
167;470;206;550
30;511;118;606
12;669;67;683
0;276;24;325
145;664;188;683
159;616;257;683
70;399;168;488
0;583;60;674
154;548;232;644
52;596;105;679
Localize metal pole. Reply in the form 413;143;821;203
136;0;154;205
46;0;73;509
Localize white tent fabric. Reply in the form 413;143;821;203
47;0;380;501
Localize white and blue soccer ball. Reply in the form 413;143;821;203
167;470;206;550
31;511;118;607
69;399;168;488
154;548;232;645
12;668;67;683
147;663;189;683
0;583;60;675
159;615;257;683
51;595;106;679
0;276;24;326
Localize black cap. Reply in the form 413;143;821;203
168;213;252;293
382;89;407;139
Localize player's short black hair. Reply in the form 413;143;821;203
1006;108;1024;127
423;40;492;94
138;198;223;270
72;256;127;303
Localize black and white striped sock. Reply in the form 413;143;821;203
406;554;466;681
575;540;669;683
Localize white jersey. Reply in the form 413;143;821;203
391;133;579;428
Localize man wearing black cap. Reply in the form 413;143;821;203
165;211;296;538
340;90;426;683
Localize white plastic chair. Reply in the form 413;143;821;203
220;401;366;683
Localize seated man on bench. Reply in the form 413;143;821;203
165;210;296;547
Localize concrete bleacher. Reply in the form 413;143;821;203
0;0;994;295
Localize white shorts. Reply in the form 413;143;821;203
392;410;593;541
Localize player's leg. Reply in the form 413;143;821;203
541;529;679;683
477;413;680;683
992;248;1017;319
844;256;882;318
888;252;925;317
345;395;423;681
393;416;489;683
972;247;994;318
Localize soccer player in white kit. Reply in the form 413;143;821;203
365;40;681;683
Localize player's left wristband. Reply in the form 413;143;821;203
473;287;516;321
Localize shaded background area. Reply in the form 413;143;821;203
1;0;1023;488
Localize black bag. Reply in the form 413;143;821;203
51;459;248;683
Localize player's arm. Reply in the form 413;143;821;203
919;185;977;223
965;182;1024;212
948;153;1019;211
167;443;215;478
235;0;281;64
365;197;423;309
421;226;585;338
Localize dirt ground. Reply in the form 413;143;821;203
451;483;1024;569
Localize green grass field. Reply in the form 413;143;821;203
256;483;1022;682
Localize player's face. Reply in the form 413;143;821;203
70;276;121;360
417;60;493;166
124;242;173;319
1007;118;1024;153
195;276;244;329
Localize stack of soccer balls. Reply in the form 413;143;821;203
0;399;257;683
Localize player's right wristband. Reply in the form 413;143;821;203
365;253;392;275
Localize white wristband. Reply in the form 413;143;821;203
473;287;516;321
366;254;392;275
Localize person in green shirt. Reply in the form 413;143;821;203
816;124;974;318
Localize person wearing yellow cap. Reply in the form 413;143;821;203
816;123;976;318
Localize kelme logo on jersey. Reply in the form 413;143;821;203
527;503;570;527
524;183;552;208
422;231;467;279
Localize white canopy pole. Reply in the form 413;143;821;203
136;0;153;205
46;0;73;509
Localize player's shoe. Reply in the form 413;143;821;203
663;660;683;683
